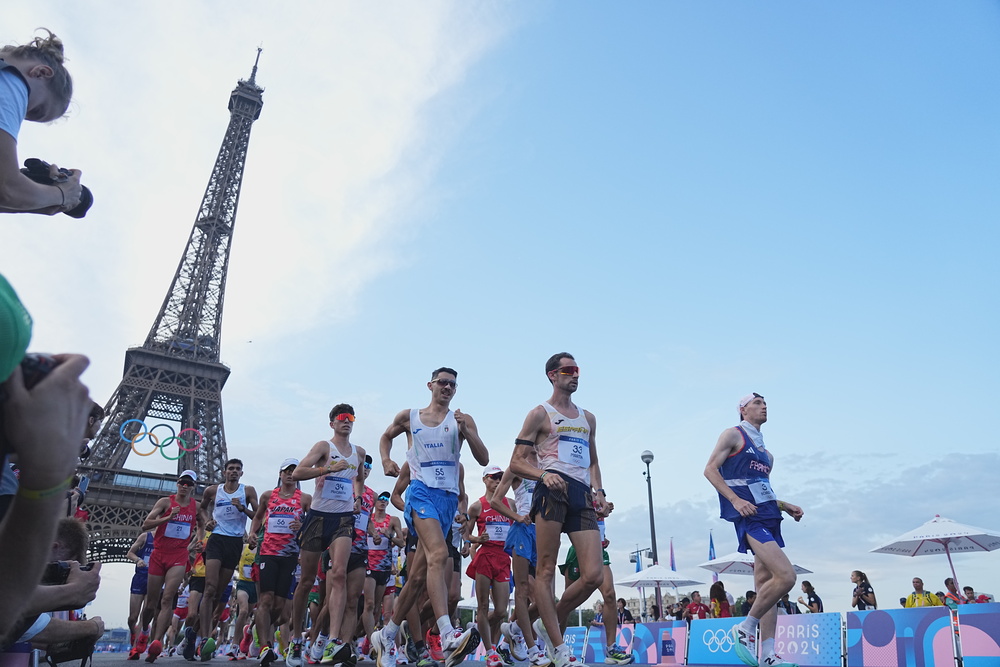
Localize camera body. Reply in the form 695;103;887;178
20;158;94;218
0;353;59;453
41;560;94;586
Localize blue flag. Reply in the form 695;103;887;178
709;531;718;583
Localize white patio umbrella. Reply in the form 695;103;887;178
870;514;1000;591
616;563;705;588
698;551;813;576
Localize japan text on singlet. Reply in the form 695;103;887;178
312;441;359;513
352;486;376;554
536;402;591;485
477;495;513;548
367;513;393;571
716;423;780;522
213;484;248;537
406;408;460;495
514;477;537;516
154;495;198;550
261;487;304;557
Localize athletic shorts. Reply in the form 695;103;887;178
220;608;231;623
404;480;458;540
130;569;149;595
367;570;392;586
405;531;419;554
236;580;258;606
149;547;190;577
308;591;321;606
466;546;511;583
173;607;189;621
449;542;462;573
348;551;368;573
220;582;234;606
258;555;298;597
189;576;206;594
298;510;356;552
385;585;397;596
530;472;598;534
204;533;245;570
504;522;537;568
735;515;784;554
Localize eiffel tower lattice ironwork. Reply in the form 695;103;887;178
80;52;264;563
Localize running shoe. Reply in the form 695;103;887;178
486;650;503;667
761;655;798;667
259;646;277;667
528;652;552;667
183;629;198;662
320;640;351;665
531;620;555;661
401;621;419;663
415;657;439;667
500;623;527;662
146;640;163;663
309;637;329;664
730;624;759;667
497;645;514;666
358;637;371;659
552;651;578;667
604;645;633;665
201;638;217;662
442;627;479;667
227;646;239;659
136;632;150;654
424;631;444;662
393;646;405;666
128;647;141;661
276;630;288;659
369;630;392;667
286;641;305;667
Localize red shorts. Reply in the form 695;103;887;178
173;607;189;621
466;547;511;583
149;548;190;577
220;609;231;623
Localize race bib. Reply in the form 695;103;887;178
242;564;253;579
598;520;606;543
486;521;509;542
420;460;458;489
165;520;191;540
267;513;295;535
557;435;590;468
216;501;240;520
321;476;353;502
354;510;370;533
367;533;387;551
748;479;777;504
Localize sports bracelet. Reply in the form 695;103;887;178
17;475;74;500
55;184;65;208
540;471;548;481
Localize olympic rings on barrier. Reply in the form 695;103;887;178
120;419;205;461
703;629;734;653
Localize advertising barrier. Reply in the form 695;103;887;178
846;607;952;667
955;602;1000;667
774;612;842;667
685;618;744;667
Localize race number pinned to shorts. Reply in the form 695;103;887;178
165;520;191;540
267;513;295;535
748;479;777;504
557;435;590;468
322;475;353;502
420;460;457;489
485;521;510;543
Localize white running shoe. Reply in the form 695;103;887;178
553;651;578;667
370;630;393;667
730;624;758;667
528;652;552;667
531;620;555;661
501;623;527;662
441;627;477;667
761;654;798;667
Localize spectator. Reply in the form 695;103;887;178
740;591;756;616
709;581;732;618
797;581;823;613
590;601;604;629
850;570;877;610
683;591;710;622
648;605;660;622
776;593;798;614
616;598;634;625
904;578;943;607
673;600;688;622
0;30;84;214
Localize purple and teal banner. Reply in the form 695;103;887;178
846;607;952;666
774;612;842;666
956;603;1000;667
686;618;744;666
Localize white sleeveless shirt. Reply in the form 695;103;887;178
406;408;460;495
312;441;359;513
536;401;591;486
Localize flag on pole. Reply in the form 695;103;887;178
636;552;642;573
709;531;718;582
670;537;676;572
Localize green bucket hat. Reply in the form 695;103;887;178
0;274;33;383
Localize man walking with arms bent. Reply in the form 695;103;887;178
704;393;803;667
510;352;608;667
372;367;490;667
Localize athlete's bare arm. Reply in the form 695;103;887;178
487;469;526;524
703;427;757;517
379;409;410;477
352;445;368;514
389;516;406;548
141;497;177;531
457;461;469;516
767;453;803;521
198;485;218;525
390;462;410;512
584;410;607;515
231;485;258;520
293;439;339;481
454;409;490;466
248;490;271;546
510;406;552;485
464;499;487;544
126;533;150;567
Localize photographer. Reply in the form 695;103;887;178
0;29;82;215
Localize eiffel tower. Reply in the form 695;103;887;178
80;52;264;562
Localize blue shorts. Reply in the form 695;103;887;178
504;522;537;568
404;479;458;540
130;570;149;595
735;515;784;554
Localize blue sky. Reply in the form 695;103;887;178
3;2;998;627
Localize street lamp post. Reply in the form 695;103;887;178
641;450;663;618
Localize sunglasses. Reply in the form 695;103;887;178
377;495;390;502
333;413;356;422
178;479;195;487
432;379;457;388
487;473;502;481
553;365;580;376
363;463;372;470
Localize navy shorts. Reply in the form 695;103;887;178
130;570;149;595
735;515;784;554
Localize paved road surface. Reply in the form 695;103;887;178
90;653;536;667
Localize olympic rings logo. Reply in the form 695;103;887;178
703;629;734;653
119;419;204;461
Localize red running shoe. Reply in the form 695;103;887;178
145;640;163;663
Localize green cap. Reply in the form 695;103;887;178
0;274;32;382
